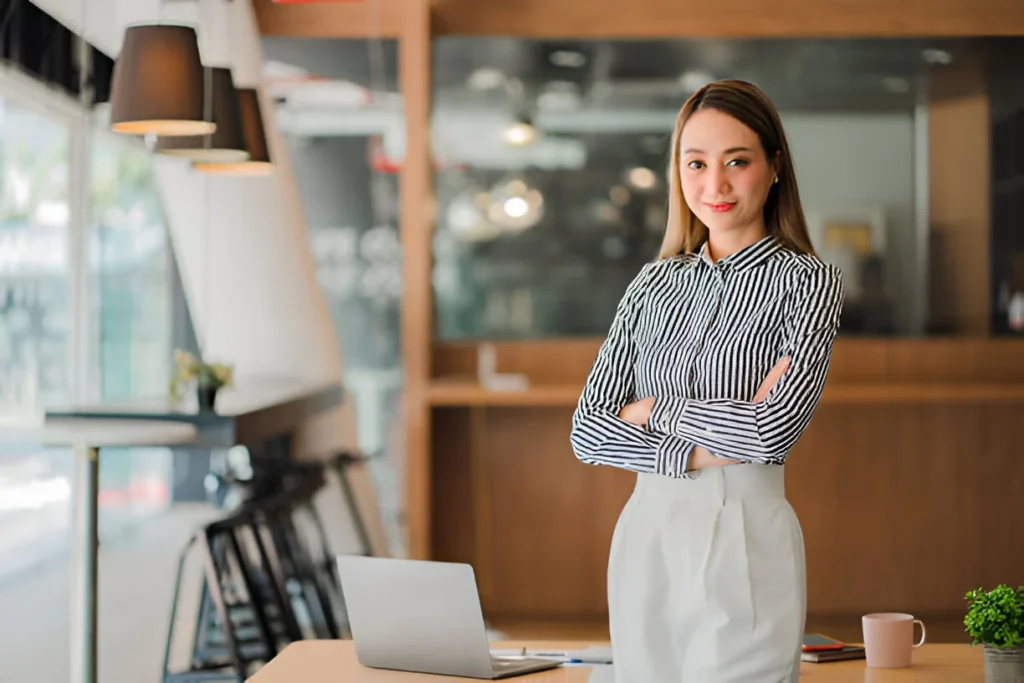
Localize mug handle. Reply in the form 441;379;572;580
913;619;926;648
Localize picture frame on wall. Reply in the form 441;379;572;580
804;207;888;302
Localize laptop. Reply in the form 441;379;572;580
335;555;563;679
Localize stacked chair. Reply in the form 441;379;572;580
162;451;377;683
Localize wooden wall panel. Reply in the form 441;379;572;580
431;0;1024;37
430;400;1024;621
399;0;434;559
928;59;991;335
257;0;1024;38
253;0;406;37
433;338;1024;384
789;403;1024;615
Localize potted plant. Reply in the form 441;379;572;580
965;584;1024;683
170;348;234;412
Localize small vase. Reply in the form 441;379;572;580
196;384;219;412
984;646;1024;683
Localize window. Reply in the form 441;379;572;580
0;80;75;578
0;72;182;579
87;127;176;531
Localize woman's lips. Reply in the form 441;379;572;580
705;202;736;213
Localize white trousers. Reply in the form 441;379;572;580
607;464;806;683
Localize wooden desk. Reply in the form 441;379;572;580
246;641;984;682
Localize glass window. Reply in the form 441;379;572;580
431;37;1022;338
87;127;177;533
0;94;72;419
0;90;73;579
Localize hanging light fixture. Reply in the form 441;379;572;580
193;87;274;175
155;66;249;163
109;24;215;137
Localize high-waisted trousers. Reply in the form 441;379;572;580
607;464;806;683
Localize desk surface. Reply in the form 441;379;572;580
246;641;985;683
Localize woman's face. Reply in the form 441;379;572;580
678;108;777;241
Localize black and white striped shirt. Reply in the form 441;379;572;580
570;234;845;479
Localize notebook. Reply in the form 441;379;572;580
801;645;866;663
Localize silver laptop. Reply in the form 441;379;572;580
335;555;562;679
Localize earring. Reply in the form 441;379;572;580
773;175;779;184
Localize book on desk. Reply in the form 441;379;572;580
801;633;866;663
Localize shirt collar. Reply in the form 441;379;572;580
698;234;783;273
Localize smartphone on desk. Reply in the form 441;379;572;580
802;633;846;652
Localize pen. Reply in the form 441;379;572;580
495;648;583;664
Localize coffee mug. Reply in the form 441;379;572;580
862;613;926;668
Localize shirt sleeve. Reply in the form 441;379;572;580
570;262;697;478
648;263;844;464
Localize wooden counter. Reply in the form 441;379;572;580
422;338;1024;623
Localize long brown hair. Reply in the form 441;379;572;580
659;79;815;259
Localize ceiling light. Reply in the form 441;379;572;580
503;196;529;218
549;50;586;69
155;66;248;163
922;48;953;66
679;70;714;92
537;81;582;111
193;88;274;176
109;24;214;137
467;67;506;91
626;166;657;191
502;119;539;146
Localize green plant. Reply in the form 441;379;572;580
964;584;1024;648
169;349;234;399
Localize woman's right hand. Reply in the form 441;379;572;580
752;355;790;403
685;355;791;472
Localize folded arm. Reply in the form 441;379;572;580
570;263;697;478
648;264;844;464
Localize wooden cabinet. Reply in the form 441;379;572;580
426;339;1024;621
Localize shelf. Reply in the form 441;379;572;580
821;383;1024;404
427;379;581;406
426;379;1024;407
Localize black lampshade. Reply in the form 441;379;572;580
109;24;215;137
155;67;249;163
193;88;274;176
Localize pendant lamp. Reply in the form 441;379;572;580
155;67;249;163
109;24;215;137
193;88;274;176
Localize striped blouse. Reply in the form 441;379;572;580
570;234;845;479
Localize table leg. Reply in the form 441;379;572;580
71;445;99;683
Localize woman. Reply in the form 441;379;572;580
569;79;845;682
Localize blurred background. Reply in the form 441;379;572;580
1;0;1023;681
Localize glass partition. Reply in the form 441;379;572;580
263;37;405;554
431;37;1024;338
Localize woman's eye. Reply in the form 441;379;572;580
727;158;749;167
687;160;704;170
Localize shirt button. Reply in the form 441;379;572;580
705;427;713;434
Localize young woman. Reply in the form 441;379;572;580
570;79;845;682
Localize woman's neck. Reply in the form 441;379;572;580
706;226;769;263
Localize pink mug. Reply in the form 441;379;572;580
862;613;926;668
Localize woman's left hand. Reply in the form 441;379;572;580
619;397;656;426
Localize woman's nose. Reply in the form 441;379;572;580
706;166;730;195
